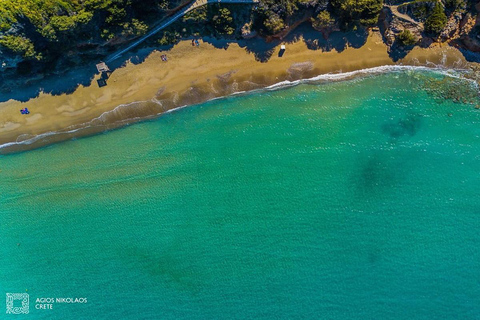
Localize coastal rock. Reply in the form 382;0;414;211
458;36;480;52
457;13;480;52
397;1;436;22
242;30;258;39
0;52;22;70
440;12;463;42
381;7;422;48
241;22;258;39
459;13;474;33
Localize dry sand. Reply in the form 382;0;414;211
0;32;473;153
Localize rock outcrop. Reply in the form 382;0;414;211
456;12;480;52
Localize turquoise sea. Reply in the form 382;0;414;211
1;69;480;319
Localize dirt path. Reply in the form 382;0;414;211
386;5;423;27
107;0;259;62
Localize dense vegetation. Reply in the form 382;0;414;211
254;0;383;34
330;0;383;28
182;5;239;36
0;0;185;61
0;35;38;59
0;0;387;64
396;29;416;46
311;11;336;30
0;0;475;72
424;3;447;35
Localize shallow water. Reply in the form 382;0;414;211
1;70;480;319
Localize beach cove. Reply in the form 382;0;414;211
0;31;474;153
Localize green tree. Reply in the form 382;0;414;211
74;10;94;25
214;7;235;35
444;0;464;11
396;29;416;46
50;15;76;32
425;3;447;35
331;0;383;28
263;13;285;34
311;11;335;30
122;19;149;37
183;6;207;23
0;35;40;59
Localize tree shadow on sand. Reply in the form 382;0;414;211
239;38;279;62
285;23;369;53
215;23;369;63
0;43;179;103
0;34;278;104
388;42;415;61
202;36;279;62
0;23;368;104
0;63;98;103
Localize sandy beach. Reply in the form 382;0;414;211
0;31;473;153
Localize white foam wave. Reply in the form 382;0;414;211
0;126;90;150
265;65;470;91
165;104;188;113
0;65;476;152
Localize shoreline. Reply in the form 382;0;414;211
0;31;477;154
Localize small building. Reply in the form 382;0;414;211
96;62;110;73
96;62;110;87
281;45;286;50
97;78;107;88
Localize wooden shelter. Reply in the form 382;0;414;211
96;62;110;73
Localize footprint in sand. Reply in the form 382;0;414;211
0;122;21;132
62;107;91;117
56;105;74;112
25;114;43;124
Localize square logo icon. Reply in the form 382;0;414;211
6;293;29;315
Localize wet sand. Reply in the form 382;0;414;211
0;32;473;153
